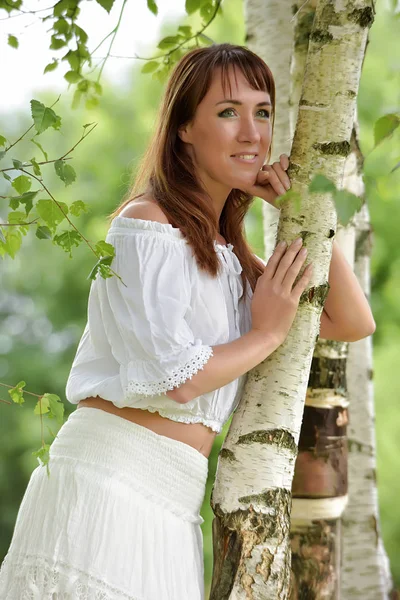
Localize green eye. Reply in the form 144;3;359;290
218;108;270;118
218;108;235;117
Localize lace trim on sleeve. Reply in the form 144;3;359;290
124;345;214;397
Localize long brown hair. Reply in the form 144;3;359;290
108;43;276;297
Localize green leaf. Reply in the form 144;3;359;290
36;199;69;231
46;393;65;425
8;381;26;405
141;60;159;74
178;25;192;36
3;228;23;258
73;24;88;44
53;17;69;34
200;1;213;20
274;188;302;212
53;229;82;257
82;122;95;129
95;240;115;258
62;49;80;71
33;396;50;416
30;157;42;176
72;89;83;110
309;174;337;194
87;255;114;281
12;174;31;195
95;0;115;12
50;35;66;50
11;190;39;215
85;95;99;110
333;189;363;226
30;138;48;161
2;171;11;181
69;200;90;216
54;159;76;186
157;36;180;50
8;34;18;49
36;225;53;240
64;70;82;84
373;113;400;148
77;79;89;92
7;211;27;224
185;0;201;14
44;59;59;74
32;444;51;471
0;134;6;146
31;100;61;134
12;158;23;170
93;82;102;95
147;0;158;15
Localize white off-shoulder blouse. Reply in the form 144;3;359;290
65;215;257;434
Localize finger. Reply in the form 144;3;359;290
271;162;291;191
280;154;290;171
292;263;313;300
274;237;303;283
263;240;288;279
281;246;308;292
263;164;287;195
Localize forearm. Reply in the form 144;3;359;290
166;330;280;404
324;239;376;336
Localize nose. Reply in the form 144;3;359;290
237;117;261;145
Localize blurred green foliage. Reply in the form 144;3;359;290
0;0;399;596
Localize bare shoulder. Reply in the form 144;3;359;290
118;196;171;225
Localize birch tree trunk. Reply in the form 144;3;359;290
288;3;348;597
340;118;394;599
209;1;374;597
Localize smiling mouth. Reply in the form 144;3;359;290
231;154;258;163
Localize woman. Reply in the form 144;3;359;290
0;43;374;599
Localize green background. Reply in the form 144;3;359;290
0;0;399;596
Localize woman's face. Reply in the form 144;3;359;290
178;65;272;206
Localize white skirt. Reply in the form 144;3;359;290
0;406;209;599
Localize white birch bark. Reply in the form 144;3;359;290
288;3;349;597
210;1;373;597
341;113;393;599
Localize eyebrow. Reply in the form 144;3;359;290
215;99;272;107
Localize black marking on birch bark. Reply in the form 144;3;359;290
213;488;292;536
328;228;335;238
310;29;333;44
294;11;315;48
348;439;374;455
299;99;329;109
355;227;372;262
245;32;254;43
312;140;351;157
348;7;375;28
237;428;297;454
308;355;347;390
219;448;237;462
368;367;373;380
300;282;330;307
365;468;376;483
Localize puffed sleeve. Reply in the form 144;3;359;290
93;230;214;399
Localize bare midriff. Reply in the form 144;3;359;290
77;396;217;459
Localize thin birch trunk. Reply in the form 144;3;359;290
210;1;373;597
340;116;394;599
288;3;348;597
